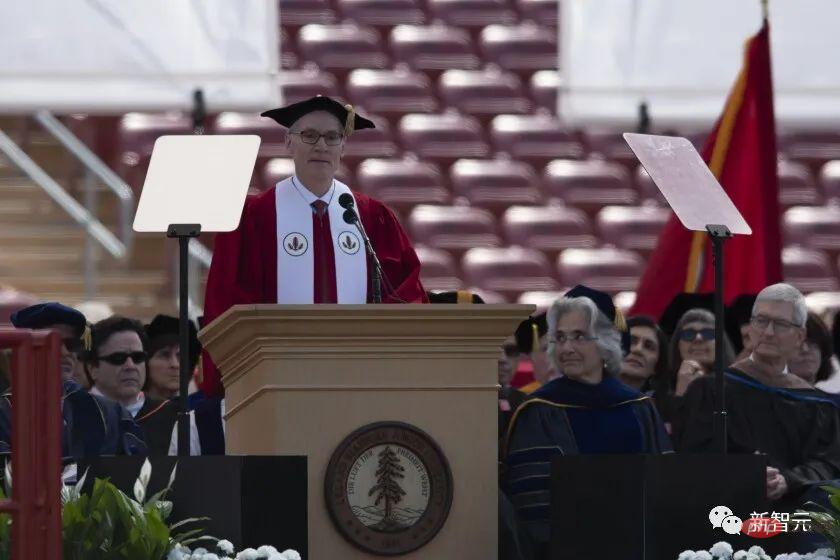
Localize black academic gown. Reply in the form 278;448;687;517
673;367;840;502
503;376;672;548
135;397;179;456
0;380;147;459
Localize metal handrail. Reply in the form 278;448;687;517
33;111;135;254
0;128;126;259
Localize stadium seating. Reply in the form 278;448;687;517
297;24;389;75
479;23;557;76
390;24;481;73
777;159;822;208
449;158;542;212
782;247;839;293
408;205;502;254
490;114;586;165
356;157;451;212
428;0;518;30
415;246;463;291
399;112;491;164
543;159;638;214
346;68;438;118
556;247;643;293
462;246;559;299
336;0;426;29
278;69;342;104
595;205;670;254
439;69;532;118
502;205;597;255
819;160;840;200
783;206;840;254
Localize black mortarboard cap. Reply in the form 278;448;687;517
11;302;86;336
564;285;630;353
725;294;757;353
658;293;715;337
261;95;375;136
145;314;201;370
427;290;485;304
514;313;548;354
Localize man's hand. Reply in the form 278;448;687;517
766;466;788;501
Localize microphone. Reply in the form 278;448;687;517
338;193;355;209
340;195;383;303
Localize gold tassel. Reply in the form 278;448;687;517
81;324;92;352
614;307;627;333
343;104;356;138
531;323;540;355
456;290;472;304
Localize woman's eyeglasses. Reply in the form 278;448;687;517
291;129;344;146
97;351;147;366
678;328;715;342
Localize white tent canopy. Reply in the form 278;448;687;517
561;0;840;129
0;0;279;113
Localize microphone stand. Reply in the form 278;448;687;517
342;207;383;303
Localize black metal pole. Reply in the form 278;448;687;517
706;224;732;454
168;224;201;456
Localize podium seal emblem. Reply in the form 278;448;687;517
325;422;453;555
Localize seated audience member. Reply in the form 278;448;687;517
674;283;840;506
510;314;549;393
498;348;526;441
87;316;178;455
789;312;835;387
619;316;668;393
1;303;146;457
504;286;671;555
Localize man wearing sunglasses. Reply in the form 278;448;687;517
202;95;428;398
0;302;146;458
674;283;840;507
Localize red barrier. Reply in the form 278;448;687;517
0;328;63;560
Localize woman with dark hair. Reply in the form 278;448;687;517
789;312;834;386
667;308;735;398
87;315;178;455
619;316;669;393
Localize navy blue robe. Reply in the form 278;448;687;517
503;375;672;545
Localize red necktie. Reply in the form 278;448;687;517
311;200;338;303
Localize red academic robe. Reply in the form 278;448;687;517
200;186;428;397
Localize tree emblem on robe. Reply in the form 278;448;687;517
368;446;407;532
282;232;308;256
338;231;361;255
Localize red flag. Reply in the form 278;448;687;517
631;21;782;319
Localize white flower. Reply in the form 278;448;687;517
257;545;279;557
203;554;220;560
749;547;767;557
679;552;698;560
710;542;734;559
812;550;836;559
236;549;258;560
746;554;760;560
217;540;235;555
734;552;747;560
280;551;301;560
167;549;187;560
696;552;713;560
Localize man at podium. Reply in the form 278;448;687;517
202;95;428;397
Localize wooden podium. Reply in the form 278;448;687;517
199;304;532;559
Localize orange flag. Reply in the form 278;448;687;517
631;21;782;319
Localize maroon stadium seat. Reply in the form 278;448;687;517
390;24;481;72
415;246;463;291
490;114;585;165
278;0;336;28
214;112;289;163
399;113;491;164
342;116;400;166
778;159;821;208
783;206;840;253
0;289;39;324
278;69;341;105
261;158;353;191
586;130;642;169
280;29;298;69
346;68;438;118
819;160;840;201
336;0;426;29
544;159;637;214
517;290;566;312
517;0;560;26
805;291;840;318
462;247;559;300
782;247;839;293
556;248;643;293
427;0;518;29
408;205;502;253
449;158;542;212
780;132;840;173
502;205;597;255
439;69;531;118
479;24;557;75
356;157;451;212
530;70;562;113
297;24;389;74
118;112;192;189
596;205;670;253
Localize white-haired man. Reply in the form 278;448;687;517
675;283;840;504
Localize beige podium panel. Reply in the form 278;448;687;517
200;304;533;559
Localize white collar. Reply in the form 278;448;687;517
90;386;146;418
747;353;791;375
292;176;334;207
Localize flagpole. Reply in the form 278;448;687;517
761;0;768;21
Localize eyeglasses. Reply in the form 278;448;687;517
750;315;799;334
678;328;716;342
290;129;344;146
97;351;147;366
554;332;598;345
